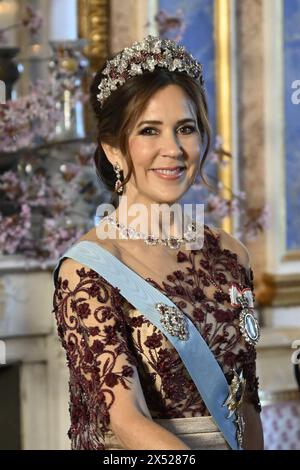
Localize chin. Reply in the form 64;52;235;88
151;189;187;205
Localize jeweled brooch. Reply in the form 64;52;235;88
229;283;260;346
155;303;189;341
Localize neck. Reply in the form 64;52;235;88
112;194;186;239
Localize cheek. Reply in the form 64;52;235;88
183;139;201;161
129;138;156;168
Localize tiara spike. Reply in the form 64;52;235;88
96;35;204;108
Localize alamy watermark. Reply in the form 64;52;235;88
291;80;300;105
0;340;6;365
291;339;300;365
0;80;5;104
95;199;205;250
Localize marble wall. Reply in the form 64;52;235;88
109;0;155;53
235;0;267;279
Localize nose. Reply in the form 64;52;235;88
160;130;184;158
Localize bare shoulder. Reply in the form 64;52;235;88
58;257;85;281
209;225;250;269
77;227;121;258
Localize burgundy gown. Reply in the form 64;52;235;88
53;225;261;450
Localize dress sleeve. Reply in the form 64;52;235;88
212;228;262;413
52;258;151;450
242;266;262;413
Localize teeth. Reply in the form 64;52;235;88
153;168;184;175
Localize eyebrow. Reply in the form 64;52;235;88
137;118;196;128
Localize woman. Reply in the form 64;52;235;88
52;36;264;450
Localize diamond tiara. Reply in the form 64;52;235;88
96;35;204;108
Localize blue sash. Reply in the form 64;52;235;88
53;240;241;450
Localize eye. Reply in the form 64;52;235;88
139;127;158;136
178;125;196;135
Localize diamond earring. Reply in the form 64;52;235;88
113;162;123;194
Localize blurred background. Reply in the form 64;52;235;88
0;0;300;450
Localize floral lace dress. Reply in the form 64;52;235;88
52;225;261;450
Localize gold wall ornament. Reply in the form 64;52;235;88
77;0;110;71
214;0;234;234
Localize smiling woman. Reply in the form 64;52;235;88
52;35;263;451
99;84;204;208
89;61;211;210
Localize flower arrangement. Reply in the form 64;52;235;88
0;4;93;265
0;80;62;153
0;144;100;264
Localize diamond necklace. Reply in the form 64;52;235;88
100;214;203;250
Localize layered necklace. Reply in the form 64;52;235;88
100;214;203;250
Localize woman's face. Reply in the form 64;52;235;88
125;84;202;204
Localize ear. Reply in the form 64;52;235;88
101;142;122;167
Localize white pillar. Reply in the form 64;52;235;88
49;0;77;41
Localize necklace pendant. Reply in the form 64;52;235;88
229;284;260;346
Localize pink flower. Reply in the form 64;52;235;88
0;3;43;47
0;81;62;153
21;4;43;35
206;194;230;218
243;206;271;240
155;9;186;42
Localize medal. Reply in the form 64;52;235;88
223;369;246;448
229;283;260;346
223;369;246;417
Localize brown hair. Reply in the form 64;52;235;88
90;62;212;208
